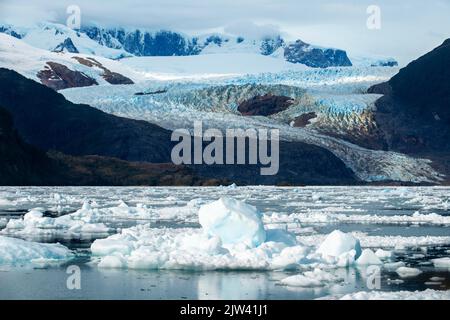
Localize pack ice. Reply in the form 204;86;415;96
91;197;373;272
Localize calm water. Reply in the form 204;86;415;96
0;186;449;299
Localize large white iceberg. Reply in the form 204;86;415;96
198;197;266;247
91;198;370;271
0;235;73;266
356;249;382;265
91;225;309;270
316;230;362;259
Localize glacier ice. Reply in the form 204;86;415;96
198;197;266;247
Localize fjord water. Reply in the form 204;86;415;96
0;186;449;299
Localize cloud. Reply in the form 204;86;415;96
224;21;282;39
0;0;449;64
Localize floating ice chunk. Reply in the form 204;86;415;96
431;257;450;269
375;249;393;259
281;268;344;287
281;275;322;287
321;289;450;300
430;276;445;282
384;261;405;270
0;235;73;266
98;255;126;269
356;249;382;265
316;230;362;259
396;266;422;278
198;197;266;247
1;207;111;237
91;224;314;271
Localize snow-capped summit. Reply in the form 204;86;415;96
0;22;131;59
0;21;370;68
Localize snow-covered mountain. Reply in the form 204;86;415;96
0;22;397;68
0;22;131;59
0;33;138;89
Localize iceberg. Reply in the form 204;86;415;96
91;198;369;271
316;230;362;259
0;235;73;266
356;249;382;265
198;197;266;247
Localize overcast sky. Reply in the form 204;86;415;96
1;0;450;64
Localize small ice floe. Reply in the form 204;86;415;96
301;234;450;250
375;249;393;259
320;289;450;300
396;266;423;278
387;278;404;285
0;198;16;207
1;206;111;238
430;276;445;282
356;249;382;265
384;261;405;271
431;257;450;269
280;268;343;287
0;235;73;267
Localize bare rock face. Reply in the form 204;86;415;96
37;62;98;90
368;39;450;154
72;57;134;85
284;40;352;68
238;94;295;116
53;38;79;53
292;112;317;127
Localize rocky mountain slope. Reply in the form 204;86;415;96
0;68;172;162
0;33;136;90
0;105;219;186
0;68;359;185
369;39;450;155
